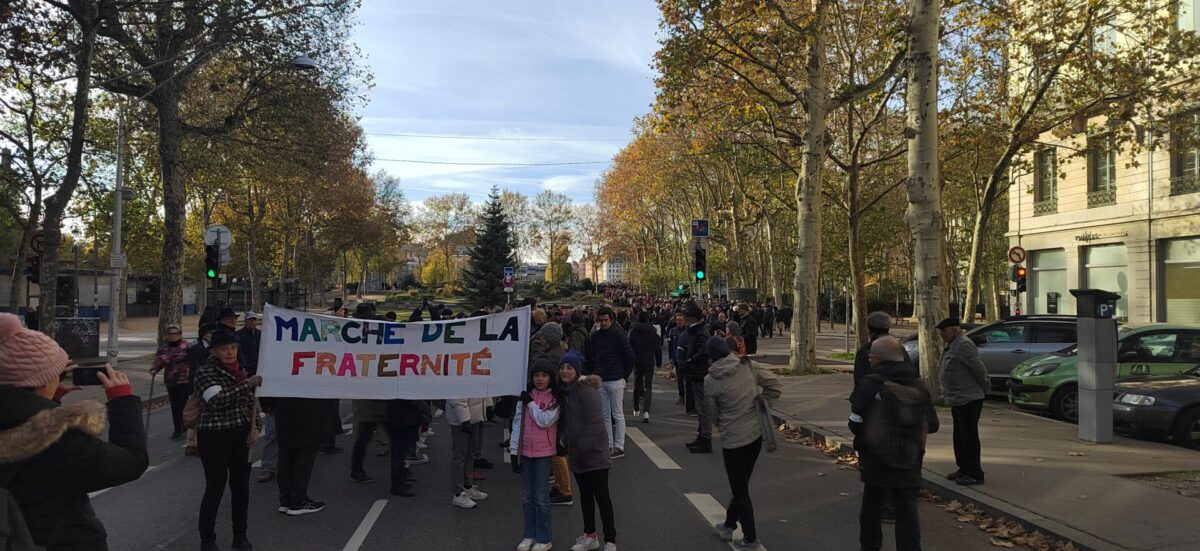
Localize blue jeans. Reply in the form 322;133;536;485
599;379;626;451
520;456;552;543
260;413;278;471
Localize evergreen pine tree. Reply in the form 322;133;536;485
462;186;518;309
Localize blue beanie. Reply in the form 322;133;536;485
561;350;584;372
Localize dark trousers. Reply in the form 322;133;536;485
276;444;318;508
633;366;654;413
575;469;616;543
387;422;419;491
860;485;920;551
351;421;384;474
166;383;190;435
721;438;762;542
951;399;985;479
691;378;711;439
197;428;251;543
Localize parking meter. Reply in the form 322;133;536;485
1047;292;1060;314
1070;289;1120;443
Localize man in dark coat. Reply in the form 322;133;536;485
681;302;713;453
853;312;897;386
266;398;341;515
735;304;759;355
235;311;262;375
627;311;662;422
384;400;427;497
848;336;938;551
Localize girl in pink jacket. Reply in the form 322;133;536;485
509;358;562;551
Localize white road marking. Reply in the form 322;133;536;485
342;499;389;551
684;492;769;551
626;427;680;470
89;465;159;499
502;428;511;463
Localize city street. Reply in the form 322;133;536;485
91;389;1001;550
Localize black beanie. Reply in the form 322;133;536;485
707;335;731;360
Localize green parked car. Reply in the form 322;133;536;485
1008;324;1200;422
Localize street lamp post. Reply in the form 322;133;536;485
107;112;127;369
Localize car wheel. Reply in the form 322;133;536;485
1051;385;1079;423
1170;407;1200;450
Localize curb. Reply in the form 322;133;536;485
787;421;1125;551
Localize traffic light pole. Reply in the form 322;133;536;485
106;111;125;369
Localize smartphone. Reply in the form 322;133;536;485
72;365;106;386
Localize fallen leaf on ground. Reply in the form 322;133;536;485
838;492;849;496
989;538;1015;548
1067;451;1086;457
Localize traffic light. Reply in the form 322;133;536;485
1015;265;1027;293
26;255;40;284
204;244;219;282
694;248;707;282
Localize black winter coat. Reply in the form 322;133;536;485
0;385;148;551
849;360;938;488
627;322;661;369
235;327;262;375
738;314;759;354
682;322;712;380
265;398;342;450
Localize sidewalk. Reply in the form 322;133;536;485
752;323;913;366
771;372;1200;551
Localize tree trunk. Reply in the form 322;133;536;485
789;0;829;375
848;199;869;347
39;4;99;335
986;269;1001;322
197;196;211;317
904;0;945;402
154;86;187;340
764;210;783;307
963;179;1003;322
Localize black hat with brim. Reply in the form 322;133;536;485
210;330;238;349
935;317;961;330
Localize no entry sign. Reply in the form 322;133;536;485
1008;246;1027;264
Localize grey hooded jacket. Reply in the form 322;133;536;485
704;356;782;449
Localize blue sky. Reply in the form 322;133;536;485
352;1;661;204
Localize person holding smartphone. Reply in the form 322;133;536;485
192;331;263;551
0;313;148;551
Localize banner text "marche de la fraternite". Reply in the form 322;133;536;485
256;304;530;400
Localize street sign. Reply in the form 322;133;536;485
502;275;515;292
29;231;44;254
691;219;709;238
219;250;231;266
204;225;232;250
503;266;514;277
1008;246;1026;264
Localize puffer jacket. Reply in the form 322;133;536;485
0;385;148;551
682;322;712;380
704;356;782;449
559;376;611;473
508;388;560;459
939;335;989;406
151;340;191;386
445;398;485;426
584;326;634;382
627;321;661;369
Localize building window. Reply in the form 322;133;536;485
1087;134;1117;206
1029;249;1067;315
1162;237;1200;324
1033;148;1057;215
1170;110;1200;195
1083;244;1129;321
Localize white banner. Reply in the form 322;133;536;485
256;304;530;399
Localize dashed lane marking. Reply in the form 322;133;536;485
684;492;770;551
342;499;389;551
626;426;681;470
89;464;159;499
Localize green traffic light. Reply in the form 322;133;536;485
696;270;706;280
206;269;217;278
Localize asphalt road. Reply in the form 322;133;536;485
93;391;1003;551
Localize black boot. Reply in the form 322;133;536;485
231;535;253;550
688;438;712;453
201;541;220;551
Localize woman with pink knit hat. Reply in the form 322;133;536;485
0;313;148;551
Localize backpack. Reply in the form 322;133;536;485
862;380;931;471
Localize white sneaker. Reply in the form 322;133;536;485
451;493;477;509
463;485;488;500
642;411;650;423
532;543;553;551
603;543;616;551
517;538;534;551
421;429;435;437
416;440;429;451
571;534;599;551
632;409;640;417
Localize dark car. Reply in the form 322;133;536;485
1113;363;1200;450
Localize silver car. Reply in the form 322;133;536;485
902;316;1078;392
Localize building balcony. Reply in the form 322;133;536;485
1033;198;1057;216
1087;187;1116;207
1170;173;1199;196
